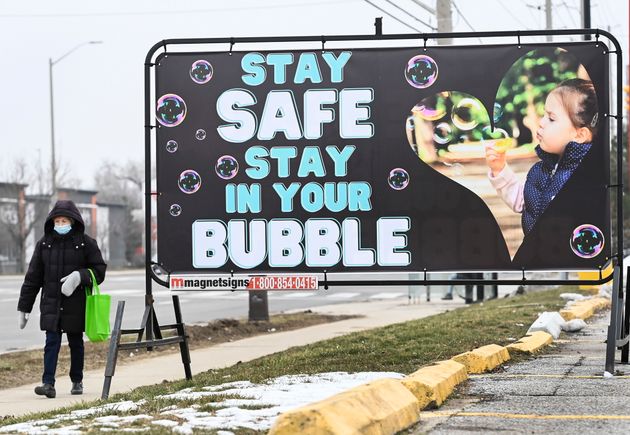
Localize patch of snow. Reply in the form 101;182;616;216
70;400;139;418
559;293;587;301
2;372;403;434
159;371;403;431
561;318;587;332
151;420;179;427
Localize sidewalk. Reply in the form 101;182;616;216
0;297;465;418
415;311;630;433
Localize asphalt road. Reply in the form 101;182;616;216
0;269;516;353
413;313;630;434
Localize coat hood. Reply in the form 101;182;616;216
44;200;86;234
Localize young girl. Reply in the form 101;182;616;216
485;78;598;235
17;200;106;398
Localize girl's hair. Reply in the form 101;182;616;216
552;78;598;140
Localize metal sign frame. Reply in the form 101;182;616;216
132;28;626;382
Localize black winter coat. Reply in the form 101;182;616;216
18;200;107;333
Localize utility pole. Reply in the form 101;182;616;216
436;0;452;45
545;0;553;42
582;0;591;40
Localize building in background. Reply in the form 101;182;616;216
0;184;135;273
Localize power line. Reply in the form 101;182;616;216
559;0;578;27
497;0;532;30
383;0;437;30
451;1;483;43
0;0;351;18
363;0;423;32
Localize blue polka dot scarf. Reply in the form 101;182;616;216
522;141;592;235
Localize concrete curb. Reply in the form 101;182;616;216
401;360;468;408
271;292;612;434
560;297;611;321
506;331;554;354
452;344;511;374
269;378;421;435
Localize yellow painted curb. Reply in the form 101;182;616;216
452;344;511;374
269;378;420;435
560;297;611;321
507;331;553;354
401;360;468;409
578;263;613;291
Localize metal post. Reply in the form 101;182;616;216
606;266;621;373
374;17;382;36
582;0;591;40
622;265;629;363
173;295;193;380
102;301;125;399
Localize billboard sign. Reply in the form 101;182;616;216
155;42;609;273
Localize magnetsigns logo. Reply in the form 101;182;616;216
169;274;318;290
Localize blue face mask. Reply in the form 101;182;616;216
54;224;72;235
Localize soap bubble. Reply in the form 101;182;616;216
442;161;464;176
493;102;504;123
195;129;207;140
215;155;239;180
190;60;213;84
451;97;483;131
481;125;510;141
412;92;449;121
388;168;409;190
433;122;452;145
178;170;201;194
405;55;438;89
169;204;182;217
156;94;187;127
166;140;178;153
570;224;604;258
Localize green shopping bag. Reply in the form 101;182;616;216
85;269;111;342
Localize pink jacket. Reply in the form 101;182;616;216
488;164;525;213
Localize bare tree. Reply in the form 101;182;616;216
93;160;144;265
0;158;38;272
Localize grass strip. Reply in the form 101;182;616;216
0;311;354;391
1;286;582;428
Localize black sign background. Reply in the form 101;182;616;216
155;42;609;273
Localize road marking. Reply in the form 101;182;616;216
470;373;630;379
369;292;405;299
327;292;361;299
420;411;630;420
175;291;248;298
278;292;317;298
105;276;144;282
106;289;145;296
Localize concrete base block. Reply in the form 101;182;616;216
452;344;510;374
269;378;420;435
401;360;468;408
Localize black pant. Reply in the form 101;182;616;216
43;330;84;386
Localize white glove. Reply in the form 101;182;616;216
18;312;29;329
60;271;81;297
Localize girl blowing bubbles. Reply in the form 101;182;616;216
485;78;598;235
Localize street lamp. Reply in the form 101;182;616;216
49;40;102;197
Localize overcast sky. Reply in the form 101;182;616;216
0;0;627;191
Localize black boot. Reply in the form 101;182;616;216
71;382;83;395
34;383;56;398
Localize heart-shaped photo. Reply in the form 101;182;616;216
404;47;599;259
